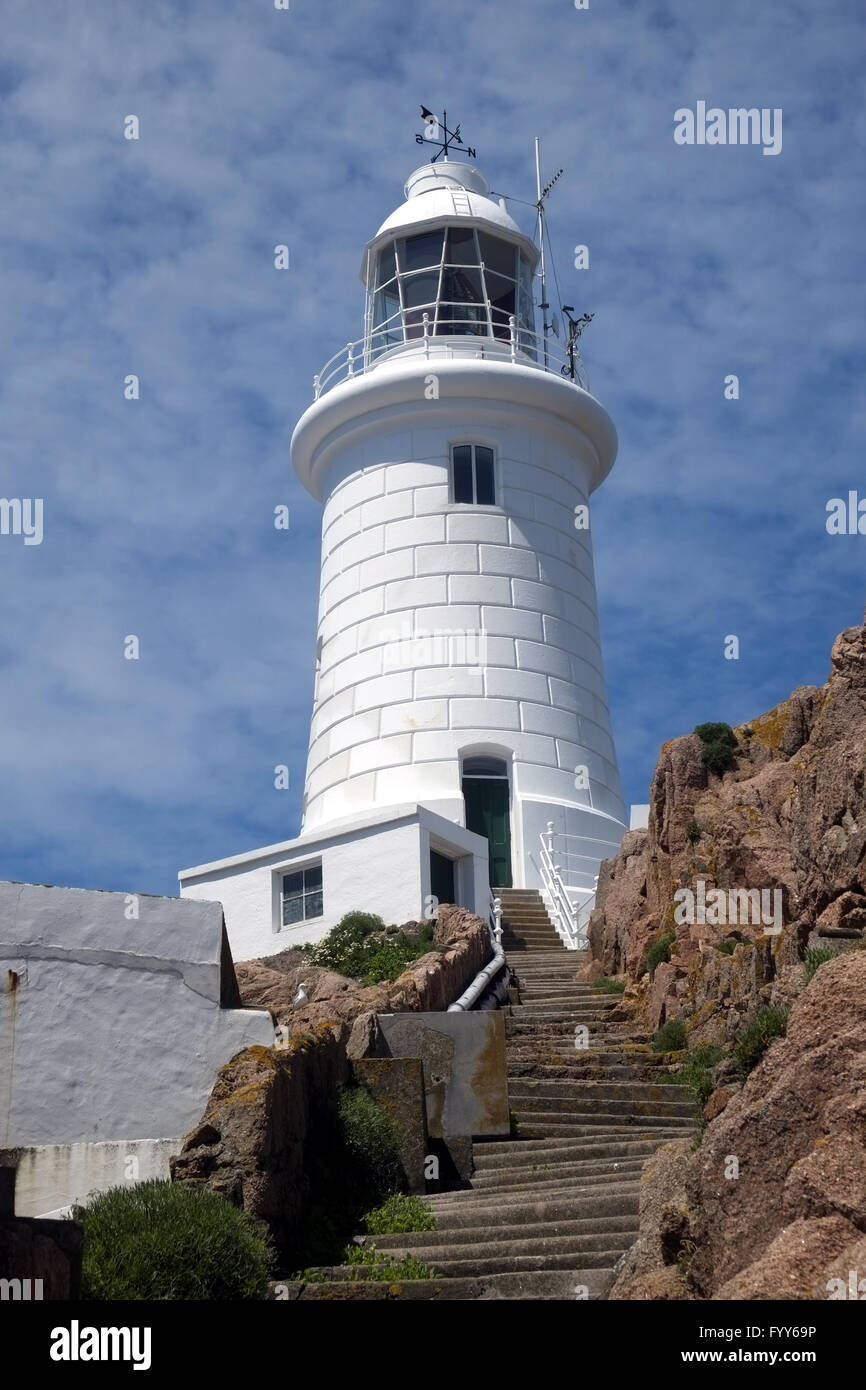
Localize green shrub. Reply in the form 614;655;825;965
335;1085;405;1205
694;722;738;775
653;1017;687;1053
716;939;737;955
647;931;675;978
362;1193;435;1235
594;975;627;994
304;911;434;984
733;1006;789;1076
803;944;838;983
72;1179;274;1300
685;818;702;845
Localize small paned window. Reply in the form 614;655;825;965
452;444;495;505
281;864;323;926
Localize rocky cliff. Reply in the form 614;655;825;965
171;905;491;1258
590;609;866;1041
592;608;866;1300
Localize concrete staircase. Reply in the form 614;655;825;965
293;889;696;1300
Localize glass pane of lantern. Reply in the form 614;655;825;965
438;266;485;335
376;242;396;286
441;265;483;305
475;447;495;505
402;271;440;309
445;226;478;266
484;273;515;340
402;230;444;271
373;283;400;329
478;232;517;279
453;446;473;503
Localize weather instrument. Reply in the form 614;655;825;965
416;107;477;163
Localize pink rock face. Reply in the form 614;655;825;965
589;612;866;1038
686;950;866;1298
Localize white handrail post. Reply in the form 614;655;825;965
346;342;355;378
422;313;430;359
509;314;517;361
313;374;321;400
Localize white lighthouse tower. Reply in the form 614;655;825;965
180;145;628;959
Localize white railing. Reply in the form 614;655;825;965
539;822;596;950
313;311;588;400
447;888;505;1012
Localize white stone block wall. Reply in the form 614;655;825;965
295;381;627;890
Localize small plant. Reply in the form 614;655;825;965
685;818;702;846
679;1043;724;1105
652;1017;687;1053
803;944;838;983
73;1180;274;1300
647;931;676;978
343;1243;436;1281
733;1005;789;1077
694;722;738;775
594;975;627;994
362;1194;435;1235
716;939;737;955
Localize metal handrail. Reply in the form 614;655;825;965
539;822;595;950
447;888;505;1012
313;311;588;399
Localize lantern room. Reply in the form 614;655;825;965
361;161;540;363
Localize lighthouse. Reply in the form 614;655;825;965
180;145;629;960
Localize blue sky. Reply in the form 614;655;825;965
0;0;864;897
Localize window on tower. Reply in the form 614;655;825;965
452;444;496;505
281;863;323;926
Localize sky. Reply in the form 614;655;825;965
0;0;864;897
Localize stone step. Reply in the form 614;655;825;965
516;1120;694;1141
429;1185;642;1216
507;1065;667;1083
470;1166;644;1196
394;1250;626;1277
472;1142;649;1172
508;1079;691;1102
509;1096;697;1118
369;1213;639;1250
290;1269;614;1300
362;1230;636;1265
466;1170;643;1198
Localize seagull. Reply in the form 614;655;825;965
292;982;309;1008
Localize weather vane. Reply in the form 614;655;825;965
416;107;476;163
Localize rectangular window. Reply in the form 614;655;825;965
452;444;495;505
281;863;323;927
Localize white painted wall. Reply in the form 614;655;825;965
0;881;274;1175
14;1139;177;1219
180;803;491;963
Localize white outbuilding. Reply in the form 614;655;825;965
181;156;628;956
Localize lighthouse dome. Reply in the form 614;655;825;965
369;161;532;251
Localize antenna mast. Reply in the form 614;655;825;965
534;138;563;372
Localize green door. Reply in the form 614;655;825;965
462;777;512;888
